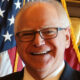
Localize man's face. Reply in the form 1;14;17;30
15;3;70;78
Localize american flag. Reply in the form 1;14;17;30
0;0;29;77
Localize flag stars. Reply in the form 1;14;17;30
2;31;13;42
14;0;21;9
0;8;5;17
8;15;15;26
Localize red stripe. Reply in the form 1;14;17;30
8;47;23;72
8;47;16;72
17;56;23;71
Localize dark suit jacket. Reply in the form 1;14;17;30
0;62;80;80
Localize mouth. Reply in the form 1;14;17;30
30;51;51;55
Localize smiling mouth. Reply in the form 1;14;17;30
30;51;51;55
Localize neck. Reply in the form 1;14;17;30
25;61;65;80
26;65;42;80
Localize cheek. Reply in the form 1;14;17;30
56;34;66;60
47;33;66;56
16;41;30;58
49;38;65;64
56;32;66;49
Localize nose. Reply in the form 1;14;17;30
33;33;45;47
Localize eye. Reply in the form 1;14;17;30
45;30;55;34
22;32;33;36
18;31;34;38
41;28;57;35
19;32;34;41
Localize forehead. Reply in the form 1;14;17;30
15;2;60;33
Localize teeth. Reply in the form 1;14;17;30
31;52;47;55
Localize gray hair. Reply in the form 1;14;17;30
14;0;70;33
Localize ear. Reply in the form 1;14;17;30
65;27;70;49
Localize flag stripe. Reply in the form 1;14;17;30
0;51;12;77
8;47;16;71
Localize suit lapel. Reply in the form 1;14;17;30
59;61;75;80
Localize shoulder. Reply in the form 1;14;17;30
60;61;80;80
0;69;24;80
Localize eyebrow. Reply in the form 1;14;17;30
18;28;34;32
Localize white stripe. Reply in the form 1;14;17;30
0;51;13;77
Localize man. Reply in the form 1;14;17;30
0;0;80;80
